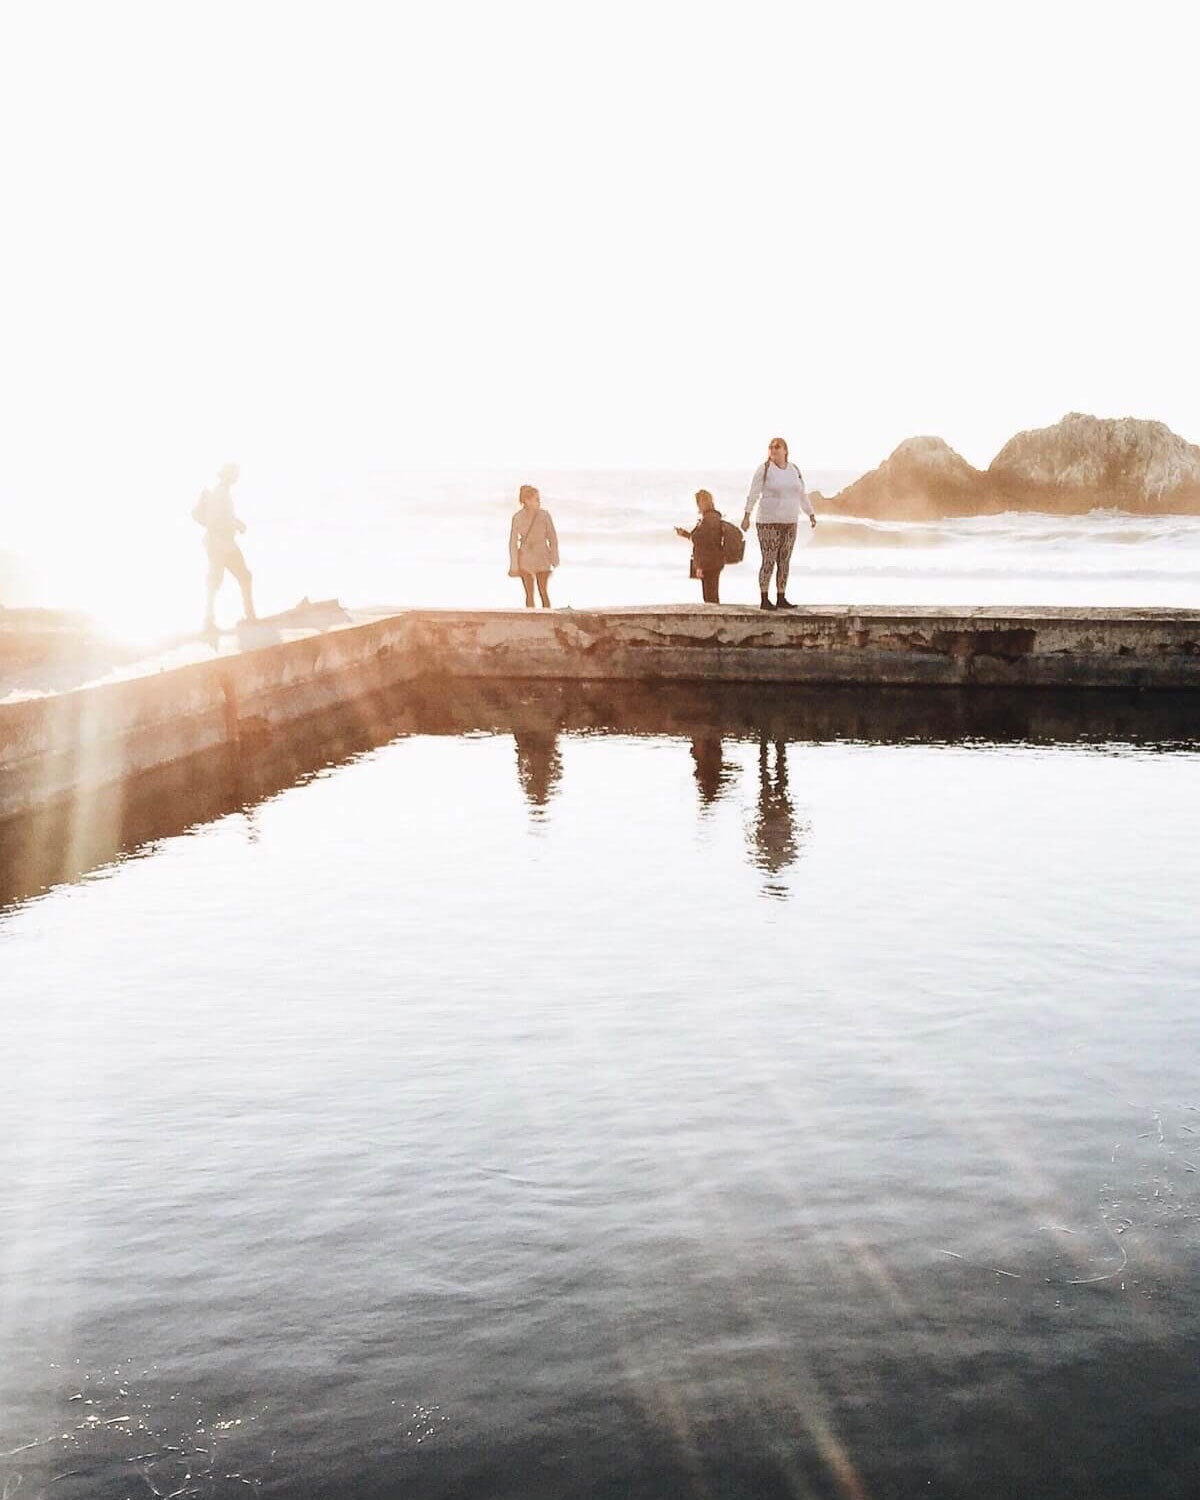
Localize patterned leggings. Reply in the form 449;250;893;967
756;523;798;594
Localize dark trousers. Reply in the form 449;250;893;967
699;567;722;603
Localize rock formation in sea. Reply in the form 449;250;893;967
824;413;1200;518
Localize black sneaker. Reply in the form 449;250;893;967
776;598;797;609
760;596;776;611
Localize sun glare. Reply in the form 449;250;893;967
34;546;199;647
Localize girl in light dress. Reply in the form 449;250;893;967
508;485;560;608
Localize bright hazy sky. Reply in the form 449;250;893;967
2;0;1197;495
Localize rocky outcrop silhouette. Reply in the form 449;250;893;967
822;437;987;520
825;414;1200;519
989;413;1200;504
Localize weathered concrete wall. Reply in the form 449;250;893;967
397;606;1200;689
0;623;409;818
1;605;1198;820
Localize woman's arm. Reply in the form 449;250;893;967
743;463;766;529
509;515;521;573
796;469;816;525
546;513;560;569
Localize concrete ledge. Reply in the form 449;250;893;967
2;606;1198;821
402;605;1200;689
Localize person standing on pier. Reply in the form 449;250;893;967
675;488;726;603
742;437;816;610
508;485;559;608
192;463;257;632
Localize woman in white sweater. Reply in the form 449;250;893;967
742;437;817;610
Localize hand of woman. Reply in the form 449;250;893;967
741;518;751;533
674;527;690;538
809;515;817;529
508;568;520;578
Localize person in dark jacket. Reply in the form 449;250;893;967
675;489;725;603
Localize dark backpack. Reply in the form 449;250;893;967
720;519;746;564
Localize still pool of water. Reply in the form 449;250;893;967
2;684;1199;1498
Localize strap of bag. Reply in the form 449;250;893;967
763;460;805;488
520;510;543;550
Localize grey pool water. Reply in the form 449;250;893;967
2;693;1200;1499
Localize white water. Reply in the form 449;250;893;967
4;468;1200;638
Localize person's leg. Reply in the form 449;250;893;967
227;546;257;621
757;524;779;608
535;572;551;608
205;553;224;630
775;524;798;606
521;573;536;607
702;570;720;603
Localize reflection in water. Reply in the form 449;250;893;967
748;737;809;898
4;681;1200;1499
690;733;734;808
514;727;563;813
3;678;1196;914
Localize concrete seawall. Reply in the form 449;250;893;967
2;605;1198;821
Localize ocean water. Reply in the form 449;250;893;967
3;682;1200;1498
5;469;1200;634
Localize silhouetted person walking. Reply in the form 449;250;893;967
742;437;816;610
508;485;559;608
192;463;256;632
675;488;725;602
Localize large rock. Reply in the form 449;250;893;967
988;412;1200;509
824;436;999;520
825;414;1200;518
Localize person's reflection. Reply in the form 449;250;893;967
690;732;733;808
749;736;807;898
513;727;562;816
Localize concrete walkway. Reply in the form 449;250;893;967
0;598;373;701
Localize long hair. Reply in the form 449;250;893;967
764;438;801;485
518;484;540;506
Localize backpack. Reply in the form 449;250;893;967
720;519;745;564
